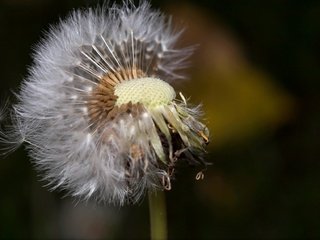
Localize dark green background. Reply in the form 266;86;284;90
0;0;319;239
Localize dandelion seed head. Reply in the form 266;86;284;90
0;1;210;205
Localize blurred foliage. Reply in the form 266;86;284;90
172;3;294;148
0;0;319;239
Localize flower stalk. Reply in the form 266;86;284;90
148;190;167;240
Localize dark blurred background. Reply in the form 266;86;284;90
0;0;319;239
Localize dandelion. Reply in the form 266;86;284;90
1;1;209;205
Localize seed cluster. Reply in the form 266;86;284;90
1;1;210;204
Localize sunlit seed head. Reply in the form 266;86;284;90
114;78;176;108
0;1;210;205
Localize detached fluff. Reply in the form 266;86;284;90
1;1;209;205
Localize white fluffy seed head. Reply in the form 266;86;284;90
0;1;209;205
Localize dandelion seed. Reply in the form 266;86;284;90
1;1;210;205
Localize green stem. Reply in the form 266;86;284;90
148;190;167;240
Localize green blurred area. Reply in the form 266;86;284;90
0;0;319;239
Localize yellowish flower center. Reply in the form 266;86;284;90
114;78;176;108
